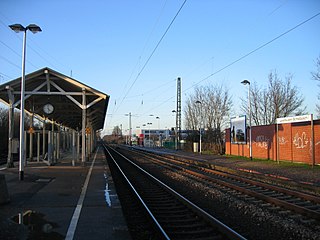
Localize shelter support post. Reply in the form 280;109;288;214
77;131;80;162
37;132;40;162
42;119;46;159
7;91;14;168
24;131;27;166
82;89;86;165
48;131;52;165
29;113;34;161
72;130;76;166
62;130;66;151
57;127;60;160
52;121;56;163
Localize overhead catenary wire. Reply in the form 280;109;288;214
0;14;72;80
114;0;187;114
142;11;320;116
183;11;320;93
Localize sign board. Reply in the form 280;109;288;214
230;115;246;144
276;114;312;124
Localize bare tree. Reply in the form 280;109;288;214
184;84;232;149
241;70;305;125
311;56;320;117
112;125;122;136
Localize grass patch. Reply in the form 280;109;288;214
224;154;320;170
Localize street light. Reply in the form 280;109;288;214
195;100;202;154
241;80;252;160
9;23;42;181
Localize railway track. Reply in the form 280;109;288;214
119;146;320;223
103;144;246;240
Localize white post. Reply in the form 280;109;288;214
24;131;27;166
77;131;80;162
248;83;252;160
82;89;86;165
42;119;46;158
18;29;27;180
199;121;202;154
48;131;52;164
72;130;76;166
37;132;40;162
57;129;60;160
7;94;14;167
29;113;34;161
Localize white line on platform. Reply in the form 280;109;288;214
65;147;99;240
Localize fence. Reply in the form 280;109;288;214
225;119;320;165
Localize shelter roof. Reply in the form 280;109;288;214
0;67;109;131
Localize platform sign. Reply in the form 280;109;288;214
230;115;246;144
276;114;312;124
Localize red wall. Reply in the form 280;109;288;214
225;120;320;165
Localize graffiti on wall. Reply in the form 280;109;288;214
254;135;270;149
293;132;309;149
278;136;288;145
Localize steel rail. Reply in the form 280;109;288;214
106;144;247;240
103;144;170;240
123;146;320;221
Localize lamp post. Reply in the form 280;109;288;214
195;100;202;154
241;80;252;160
9;24;42;180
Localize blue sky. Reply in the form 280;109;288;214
0;0;319;135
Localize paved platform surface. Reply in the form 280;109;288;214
0;146;131;240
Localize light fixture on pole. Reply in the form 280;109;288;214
9;23;42;181
241;79;252;160
195;100;202;154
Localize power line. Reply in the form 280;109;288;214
143;11;320;115
121;0;168;95
0;71;12;80
0;13;71;77
183;11;320;93
0;55;21;69
115;0;187;113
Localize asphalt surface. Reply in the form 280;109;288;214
0;146;131;240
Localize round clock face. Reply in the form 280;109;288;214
43;103;54;114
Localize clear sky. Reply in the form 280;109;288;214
1;0;319;136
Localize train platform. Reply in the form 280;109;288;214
0;146;131;240
132;146;320;189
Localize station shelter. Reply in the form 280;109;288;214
0;67;109;167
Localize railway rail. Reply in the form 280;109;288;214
103;144;246;240
119;146;320;223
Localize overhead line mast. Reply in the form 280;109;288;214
176;77;181;149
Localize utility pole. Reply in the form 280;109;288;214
129;112;132;145
176;77;181;150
